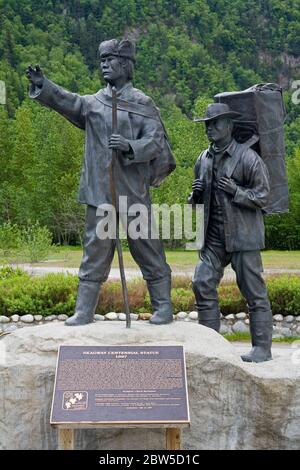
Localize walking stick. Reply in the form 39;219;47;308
109;86;131;328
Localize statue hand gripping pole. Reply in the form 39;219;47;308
109;87;131;329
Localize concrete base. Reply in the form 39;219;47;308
0;322;300;450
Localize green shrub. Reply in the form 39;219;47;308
171;287;195;312
0;273;77;316
0;272;300;318
0;265;30;281
0;221;54;263
21;221;53;262
98;279;148;314
141;282;194;313
171;276;192;289
218;284;246;315
267;275;300;316
117;274;300;317
0;223;22;257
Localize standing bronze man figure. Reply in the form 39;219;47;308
189;103;273;363
26;39;175;326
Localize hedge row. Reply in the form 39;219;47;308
0;267;300;317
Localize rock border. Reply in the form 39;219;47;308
1;311;300;338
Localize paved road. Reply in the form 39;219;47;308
7;264;300;280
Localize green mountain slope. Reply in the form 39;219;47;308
0;0;299;114
0;0;300;248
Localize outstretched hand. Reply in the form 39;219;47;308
26;65;44;88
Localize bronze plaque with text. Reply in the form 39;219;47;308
50;345;189;425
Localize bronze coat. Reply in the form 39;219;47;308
29;79;175;209
190;139;270;252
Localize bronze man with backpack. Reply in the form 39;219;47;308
189;102;273;363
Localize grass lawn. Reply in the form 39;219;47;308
224;332;300;343
7;247;300;272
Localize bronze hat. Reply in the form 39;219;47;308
99;39;136;63
194;103;241;122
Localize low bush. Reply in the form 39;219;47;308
0;223;23;258
0;269;300;317
0;265;30;281
0;272;77;316
21;222;53;263
171;287;195;312
218;275;300;316
218;284;246;315
0;221;53;263
98;279;148;315
267;275;300;316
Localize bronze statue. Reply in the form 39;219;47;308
189;103;273;363
26;39;176;326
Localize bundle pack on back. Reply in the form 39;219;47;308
215;83;289;215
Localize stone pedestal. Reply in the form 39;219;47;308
0;322;299;450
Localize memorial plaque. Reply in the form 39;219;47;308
50;345;190;425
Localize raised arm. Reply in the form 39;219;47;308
26;65;86;130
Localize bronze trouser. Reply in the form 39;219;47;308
78;205;171;283
192;235;271;330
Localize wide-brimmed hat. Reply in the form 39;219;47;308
194;103;241;122
99;39;136;63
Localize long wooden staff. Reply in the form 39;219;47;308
109;86;131;329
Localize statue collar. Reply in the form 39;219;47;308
94;86;160;120
208;139;236;158
102;82;133;98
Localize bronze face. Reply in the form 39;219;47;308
205;117;231;144
100;54;125;84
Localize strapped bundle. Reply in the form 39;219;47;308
215;83;289;214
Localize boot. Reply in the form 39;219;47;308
241;311;273;363
148;277;173;325
65;280;101;326
198;309;221;332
